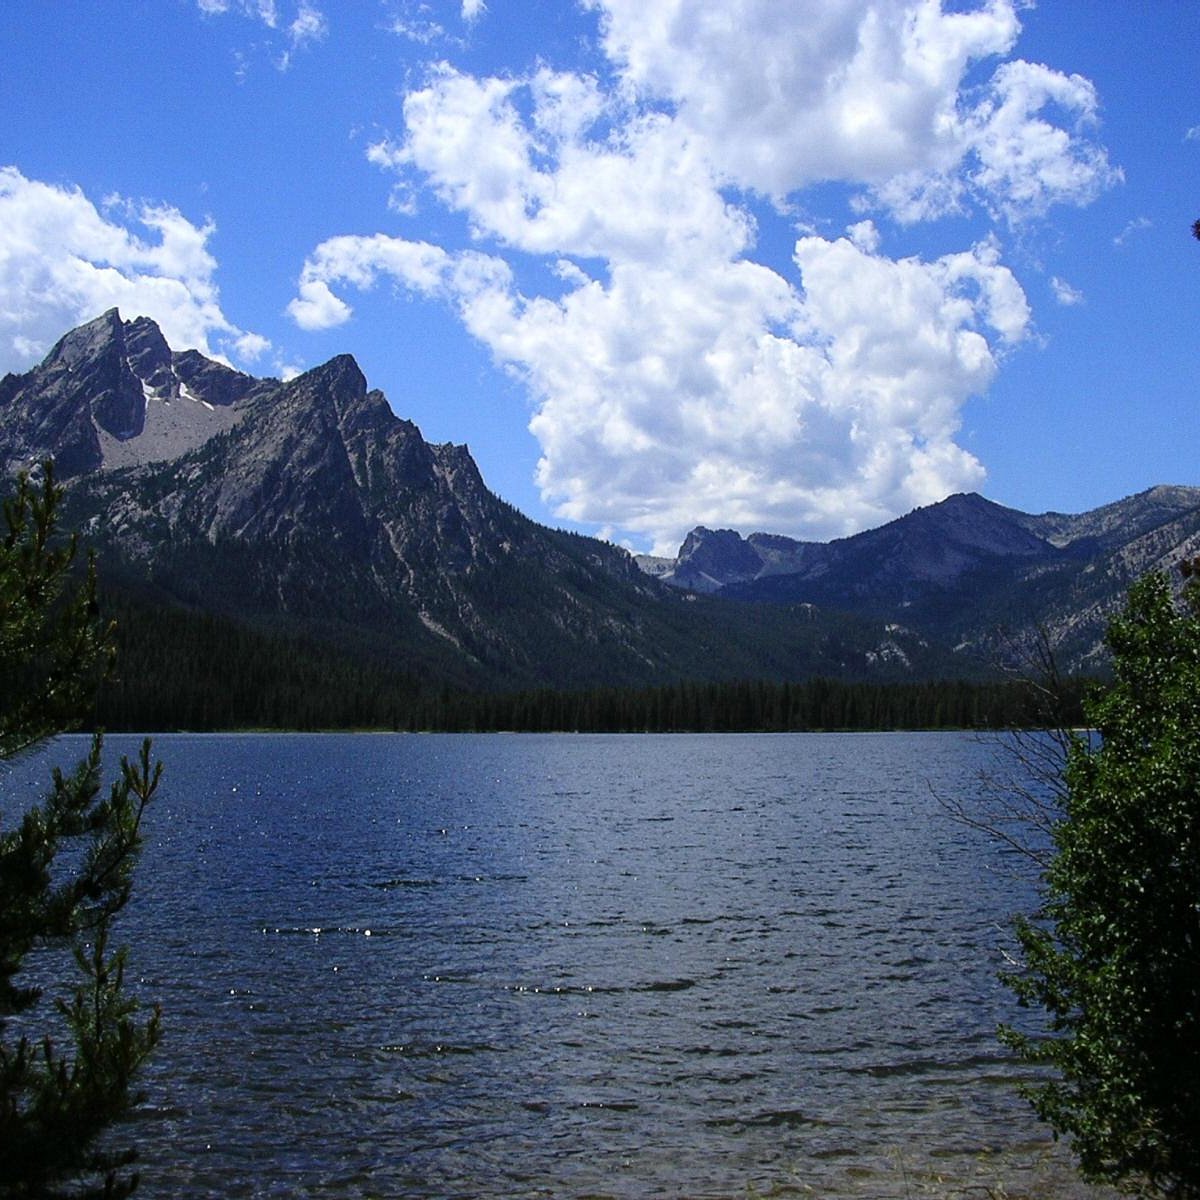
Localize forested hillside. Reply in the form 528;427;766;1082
94;586;1090;733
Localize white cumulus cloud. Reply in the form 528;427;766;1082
289;0;1113;549
593;0;1015;199
380;65;751;266
964;60;1120;223
0;166;268;375
288;234;451;329
589;0;1116;221
294;227;1028;551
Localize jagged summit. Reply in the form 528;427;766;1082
641;484;1200;670
0;311;422;483
0;309;259;476
297;352;368;398
670;525;765;592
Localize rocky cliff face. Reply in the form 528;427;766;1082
669;526;768;592
9;310;1194;686
659;493;1058;593
22;317;663;685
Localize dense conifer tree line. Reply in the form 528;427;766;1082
91;590;1092;733
94;592;428;731
408;675;1090;733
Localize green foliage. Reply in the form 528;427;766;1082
82;569;1081;733
94;589;429;732
0;466;161;1199
85;595;1089;735
1;466;113;758
1002;573;1200;1198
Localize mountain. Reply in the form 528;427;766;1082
1;312;959;715
644;488;1200;671
7;311;1196;717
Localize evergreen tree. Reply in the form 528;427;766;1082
0;465;161;1199
1002;571;1200;1197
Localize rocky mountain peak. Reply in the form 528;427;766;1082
171;349;257;409
42;307;126;371
124;315;176;396
1015;484;1200;551
20;313;706;686
0;307;143;474
266;358;407;463
297;353;368;399
0;310;262;476
886;491;1050;559
10;311;1200;690
650;490;1059;599
673;526;766;592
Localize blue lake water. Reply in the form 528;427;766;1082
5;732;1115;1198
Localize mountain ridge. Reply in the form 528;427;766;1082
4;310;1198;699
643;485;1200;670
4;311;964;698
0;309;266;478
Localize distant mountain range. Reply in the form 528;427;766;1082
3;310;1197;711
638;486;1200;671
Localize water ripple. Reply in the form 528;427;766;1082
11;731;1114;1200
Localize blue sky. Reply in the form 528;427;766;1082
1;1;1196;554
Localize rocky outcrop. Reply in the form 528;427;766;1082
10;309;1194;685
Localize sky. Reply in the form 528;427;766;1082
0;1;1197;555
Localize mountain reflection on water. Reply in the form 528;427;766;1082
10;732;1118;1199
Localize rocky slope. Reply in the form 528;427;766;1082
0;309;261;477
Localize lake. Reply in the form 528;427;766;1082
4;732;1115;1198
